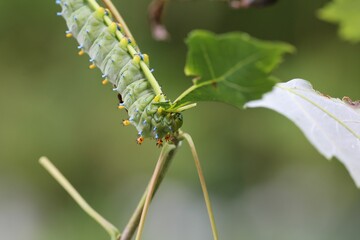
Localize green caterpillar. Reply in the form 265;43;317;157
56;0;183;146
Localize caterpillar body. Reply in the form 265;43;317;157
56;0;183;146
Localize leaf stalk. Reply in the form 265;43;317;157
121;140;180;240
180;131;219;240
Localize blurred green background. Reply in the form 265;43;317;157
1;0;360;239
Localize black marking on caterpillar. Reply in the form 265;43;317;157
56;0;183;145
117;93;123;104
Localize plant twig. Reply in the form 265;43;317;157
121;140;180;240
180;132;219;240
149;0;170;41
39;157;120;240
134;142;178;240
120;191;147;240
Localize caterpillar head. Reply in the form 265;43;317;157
150;111;183;140
156;112;183;145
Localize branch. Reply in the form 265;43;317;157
121;140;180;240
149;0;170;41
39;157;120;240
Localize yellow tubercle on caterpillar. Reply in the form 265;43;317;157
143;54;150;66
120;37;128;49
157;107;164;114
133;55;141;64
108;22;117;34
101;79;109;85
153;94;161;103
122;120;131;126
78;50;85;56
95;7;106;18
66;33;73;38
89;63;96;69
117;105;125;110
136;136;144;145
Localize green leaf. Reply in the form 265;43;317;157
318;0;360;43
173;30;293;110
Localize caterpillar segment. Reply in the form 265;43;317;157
56;0;183;146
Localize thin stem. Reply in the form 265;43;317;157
180;132;219;240
172;103;197;112
134;143;177;240
121;191;147;240
121;141;179;240
39;157;120;240
101;0;134;41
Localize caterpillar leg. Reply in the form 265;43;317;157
136;136;144;145
164;134;172;143
156;139;163;147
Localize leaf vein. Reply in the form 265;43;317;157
279;85;360;141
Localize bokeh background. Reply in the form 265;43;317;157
1;0;360;239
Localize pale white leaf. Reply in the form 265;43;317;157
246;79;360;187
